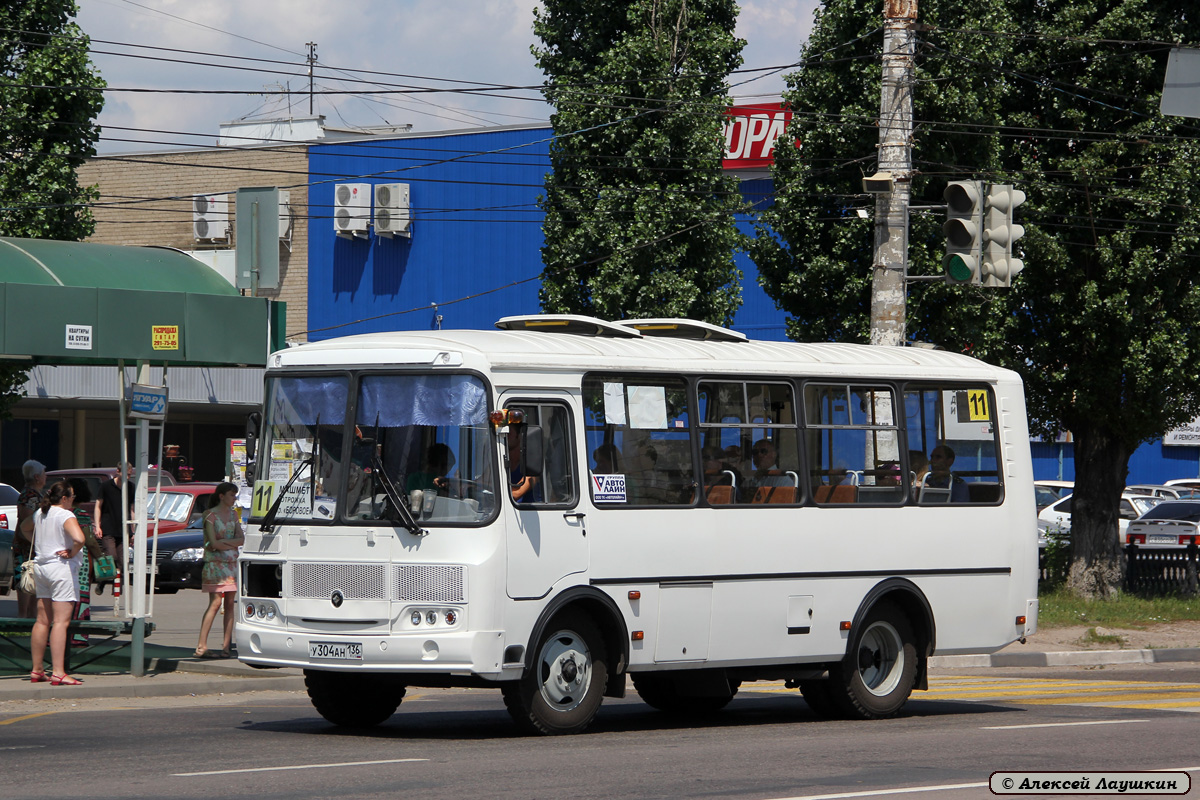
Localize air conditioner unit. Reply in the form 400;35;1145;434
278;190;292;240
334;182;371;237
374;183;411;238
193;194;229;241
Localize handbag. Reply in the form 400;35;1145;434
18;557;39;594
93;555;118;582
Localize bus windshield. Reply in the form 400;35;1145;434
254;372;496;525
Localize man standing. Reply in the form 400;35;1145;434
15;460;47;618
95;461;133;593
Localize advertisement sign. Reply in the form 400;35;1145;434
722;102;793;170
1164;417;1200;446
129;383;168;421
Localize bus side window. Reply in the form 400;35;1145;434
903;385;1005;505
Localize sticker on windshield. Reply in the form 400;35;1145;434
592;474;627;503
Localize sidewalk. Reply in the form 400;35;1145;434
2;593;1198;703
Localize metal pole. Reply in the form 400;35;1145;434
130;360;151;676
869;0;917;347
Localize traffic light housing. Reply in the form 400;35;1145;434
943;181;983;284
981;185;1026;287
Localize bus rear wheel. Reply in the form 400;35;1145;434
502;611;608;735
631;673;739;714
304;670;406;728
827;602;917;720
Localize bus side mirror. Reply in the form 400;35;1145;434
524;425;545;476
245;411;261;463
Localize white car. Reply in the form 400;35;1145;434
0;482;18;596
1034;480;1073;510
1126;500;1200;548
1126;484;1200;500
1037;492;1163;544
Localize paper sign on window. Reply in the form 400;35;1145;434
603;382;627;425
628;385;667;429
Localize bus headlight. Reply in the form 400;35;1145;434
411;611;423;626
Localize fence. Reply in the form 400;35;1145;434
1039;543;1200;595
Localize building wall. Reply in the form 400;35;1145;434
306;126;788;340
77;146;310;341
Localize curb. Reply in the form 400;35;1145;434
931;647;1200;668
0;672;307;702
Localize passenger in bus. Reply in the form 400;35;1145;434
592;443;623;475
926;444;970;502
629;442;672;503
407;443;456;495
749;439;792;488
508;427;542;503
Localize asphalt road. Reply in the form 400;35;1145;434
3;674;1199;800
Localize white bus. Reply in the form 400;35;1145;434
236;315;1038;735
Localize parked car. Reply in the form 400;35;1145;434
144;483;221;535
1125;501;1200;548
133;526;207;593
1164;478;1200;490
0;482;20;595
1125;483;1200;500
1034;480;1074;511
46;467;177;521
1037;492;1162;544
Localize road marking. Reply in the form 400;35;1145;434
761;782;987;799
173;758;429;777
982;719;1149;730
761;767;1200;800
919;677;1200;711
0;712;60;726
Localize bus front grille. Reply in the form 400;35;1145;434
289;563;466;603
292;563;387;600
395;564;465;603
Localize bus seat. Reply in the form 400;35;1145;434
968;482;1002;503
753;486;797;504
814;484;857;504
706;485;734;505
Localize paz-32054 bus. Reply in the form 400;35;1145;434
236;315;1038;735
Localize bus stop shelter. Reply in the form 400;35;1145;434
1;236;284;674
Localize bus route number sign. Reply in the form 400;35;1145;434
252;481;278;518
956;390;991;422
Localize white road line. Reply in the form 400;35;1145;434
760;783;987;800
173;758;429;777
982;719;1149;730
759;766;1200;800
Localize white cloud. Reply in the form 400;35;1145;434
76;0;815;153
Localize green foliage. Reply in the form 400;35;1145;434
533;0;748;325
0;0;103;415
1037;586;1200;629
0;0;105;240
753;0;1200;595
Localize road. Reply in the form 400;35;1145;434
3;670;1199;800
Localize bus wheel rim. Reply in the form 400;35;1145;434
537;629;592;712
857;620;903;697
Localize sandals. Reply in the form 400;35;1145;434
193;648;222;659
49;674;83;686
30;670;48;683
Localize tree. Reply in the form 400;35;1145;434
0;0;105;417
751;0;1200;597
533;0;747;325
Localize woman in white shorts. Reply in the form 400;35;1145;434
29;480;86;686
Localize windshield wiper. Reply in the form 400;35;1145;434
258;455;313;534
369;437;426;537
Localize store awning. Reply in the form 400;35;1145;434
0;237;284;366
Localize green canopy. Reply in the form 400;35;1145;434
0;237;284;366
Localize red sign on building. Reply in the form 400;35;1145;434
723;102;792;170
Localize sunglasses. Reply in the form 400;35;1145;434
753;448;771;456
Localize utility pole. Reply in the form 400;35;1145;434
869;0;917;347
306;42;318;115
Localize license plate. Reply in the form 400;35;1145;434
1148;534;1179;545
309;641;363;660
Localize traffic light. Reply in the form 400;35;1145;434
943;181;983;284
981;185;1026;287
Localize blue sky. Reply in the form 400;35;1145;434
77;0;820;153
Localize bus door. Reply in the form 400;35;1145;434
501;395;587;599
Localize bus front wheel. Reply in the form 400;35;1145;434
304;670;406;728
502;611;608;735
827;602;917;719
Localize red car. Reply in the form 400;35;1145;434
46;467;177;523
144;483;222;534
